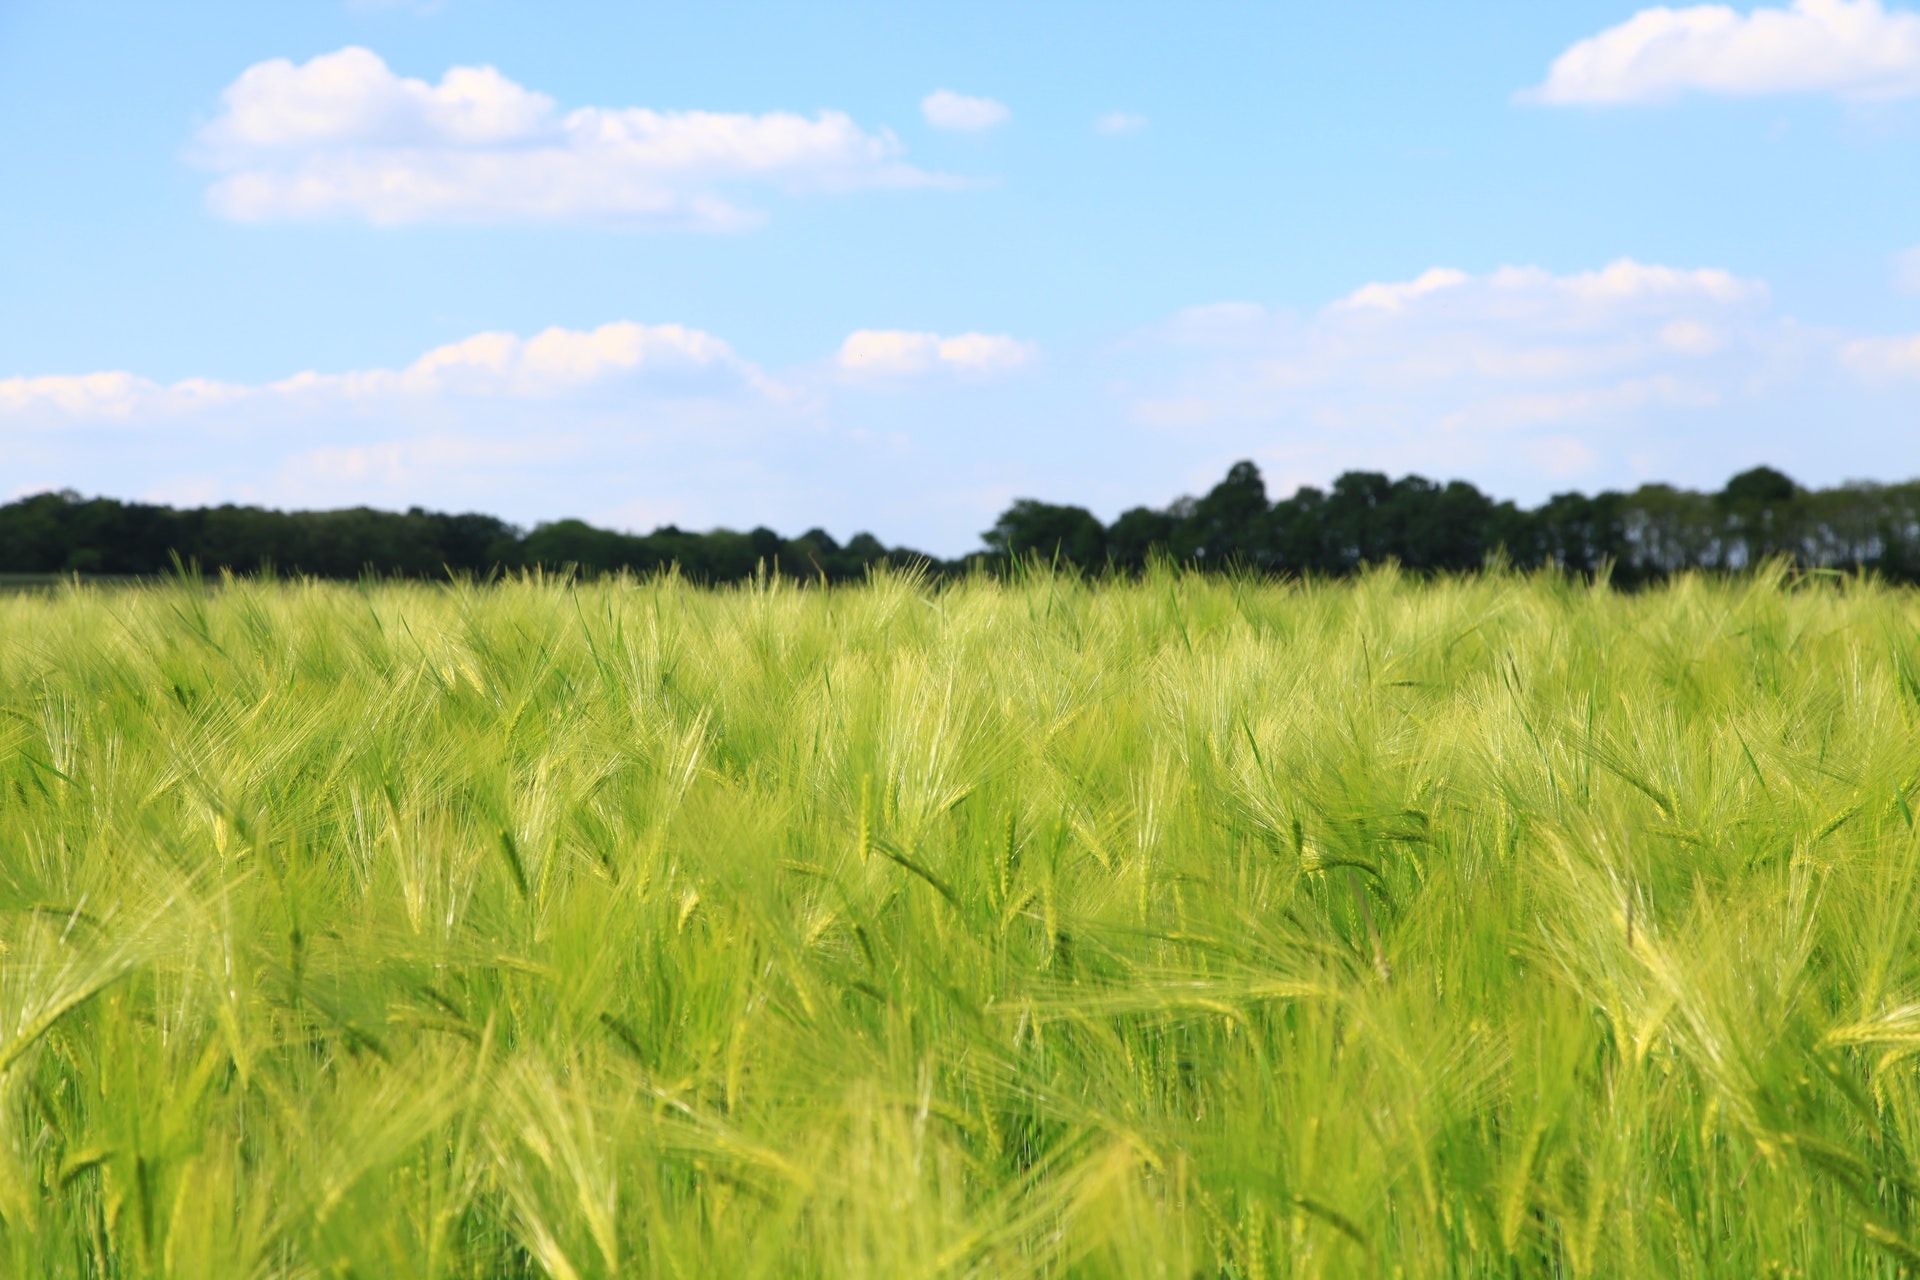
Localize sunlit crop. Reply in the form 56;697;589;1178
4;565;1920;1277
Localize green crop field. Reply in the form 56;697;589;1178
5;567;1920;1278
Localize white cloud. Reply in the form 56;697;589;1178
1659;319;1726;354
1336;267;1470;313
1161;303;1274;349
196;47;941;229
1526;0;1920;104
919;90;1010;132
0;372;245;419
0;322;770;425
1095;111;1148;135
1842;332;1920;375
284;434;565;488
0;319;1060;553
14;281;1920;556
1126;260;1800;484
1896;246;1920;293
1336;261;1761;317
278;321;771;398
836;330;1036;379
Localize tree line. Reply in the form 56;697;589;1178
986;463;1920;585
3;462;1918;584
0;495;923;583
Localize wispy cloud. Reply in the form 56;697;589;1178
1124;260;1822;492
919;90;1010;132
0;322;771;420
1524;0;1920;105
0;321;1038;548
1842;333;1920;376
836;330;1036;380
195;46;945;229
14;270;1920;550
1896;246;1920;294
1143;259;1776;412
1094;111;1148;135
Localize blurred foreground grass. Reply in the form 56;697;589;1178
4;566;1920;1277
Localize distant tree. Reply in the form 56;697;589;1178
1720;466;1798;506
843;532;886;560
983;500;1107;567
785;528;842;577
1527;490;1625;575
1716;466;1802;567
840;533;892;576
1268;485;1332;572
1481;497;1542;569
749;527;784;568
1320;472;1394;571
1106;507;1177;570
9;460;1919;589
1618;485;1718;579
1170;461;1268;565
521;520;653;574
1361;475;1497;571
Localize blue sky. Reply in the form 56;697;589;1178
4;0;1920;553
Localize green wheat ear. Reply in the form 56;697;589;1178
1;565;1918;1276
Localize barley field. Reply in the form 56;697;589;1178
3;566;1920;1277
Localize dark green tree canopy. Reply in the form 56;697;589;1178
983;500;1107;566
5;462;1918;586
1721;466;1799;506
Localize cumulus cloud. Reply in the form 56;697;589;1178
15;280;1920;554
278;321;770;398
195;46;942;229
1094;111;1148;135
281;434;568;490
0;322;769;425
0;373;244;420
1525;0;1920;104
1335;260;1763;318
919;90;1010;132
1335;267;1471;314
1896;246;1920;293
835;330;1036;379
1128;260;1797;484
0;320;1056;553
1842;332;1920;375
